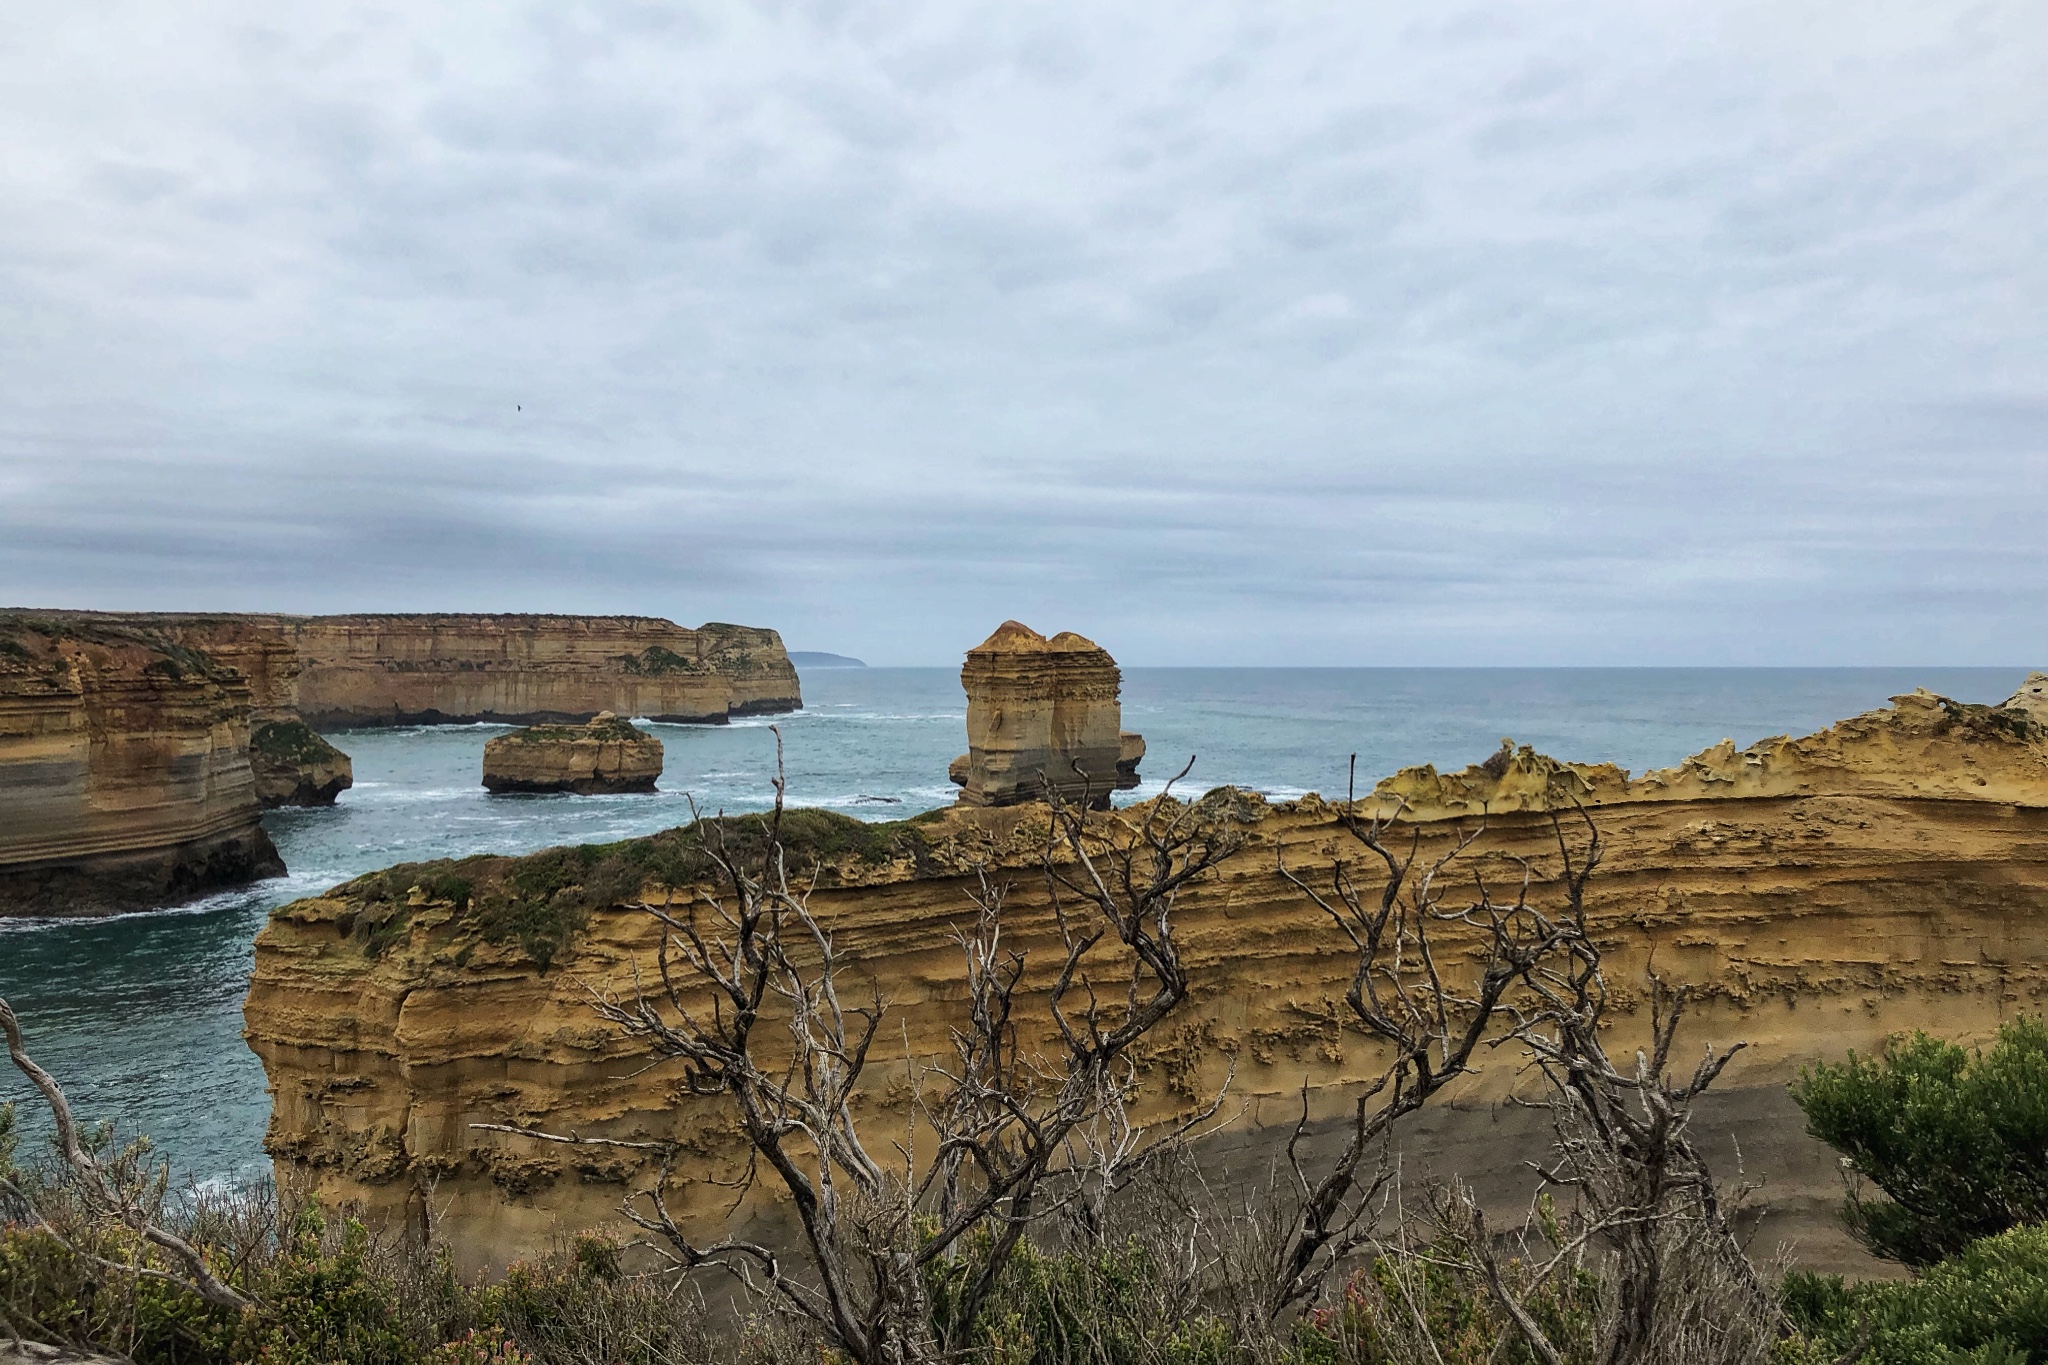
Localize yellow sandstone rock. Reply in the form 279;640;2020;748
241;687;2048;1274
950;621;1142;808
0;615;284;916
481;713;663;795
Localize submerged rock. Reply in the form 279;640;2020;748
950;620;1143;809
481;712;663;795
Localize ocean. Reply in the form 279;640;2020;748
0;665;2026;1183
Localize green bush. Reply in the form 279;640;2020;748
233;1208;429;1365
1793;1018;2048;1266
250;720;345;766
1782;1223;2048;1364
1286;1240;1600;1365
0;1221;242;1365
327;809;935;971
928;1233;1234;1365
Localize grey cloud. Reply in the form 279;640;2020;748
0;0;2040;665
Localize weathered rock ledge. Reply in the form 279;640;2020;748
482;714;663;795
243;685;2048;1272
0;615;284;916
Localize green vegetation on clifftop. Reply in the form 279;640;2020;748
328;808;943;970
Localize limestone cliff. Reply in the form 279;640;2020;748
10;613;355;809
282;615;800;727
950;621;1142;808
2;610;801;729
481;714;663;795
242;689;2048;1273
250;720;355;807
2007;673;2048;726
0;615;284;917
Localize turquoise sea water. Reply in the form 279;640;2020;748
0;666;2028;1183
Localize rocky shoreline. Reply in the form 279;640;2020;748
0;615;285;917
0;611;801;917
242;681;2048;1273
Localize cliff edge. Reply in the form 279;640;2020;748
0;614;284;916
284;615;800;727
243;687;2048;1271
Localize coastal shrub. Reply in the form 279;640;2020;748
0;1222;241;1365
501;716;643;744
1937;697;2043;744
1286;1236;1600;1365
1782;1223;2048;1364
470;1235;712;1365
1793;1017;2048;1266
0;1132;252;1365
924;1231;1233;1365
339;862;479;958
250;719;341;765
234;1208;430;1365
616;646;704;676
328;807;939;972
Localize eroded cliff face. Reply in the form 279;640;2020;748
951;621;1141;808
0;615;284;916
243;690;2048;1273
2;610;801;729
249;720;355;807
283;615;800;727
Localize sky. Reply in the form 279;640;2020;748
0;2;2041;666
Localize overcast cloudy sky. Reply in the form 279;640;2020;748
1;2;2040;665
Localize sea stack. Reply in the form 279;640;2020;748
950;621;1143;809
481;713;664;795
249;720;354;807
127;614;355;808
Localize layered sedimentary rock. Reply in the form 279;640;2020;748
282;616;799;727
2007;673;2048;726
949;621;1142;808
7;612;354;808
244;687;2048;1272
0;615;284;916
1;610;801;729
250;720;355;807
481;714;663;795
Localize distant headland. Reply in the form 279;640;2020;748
0;610;801;917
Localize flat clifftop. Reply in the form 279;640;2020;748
482;714;664;795
1;610;804;727
243;688;2048;1269
0;614;283;915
